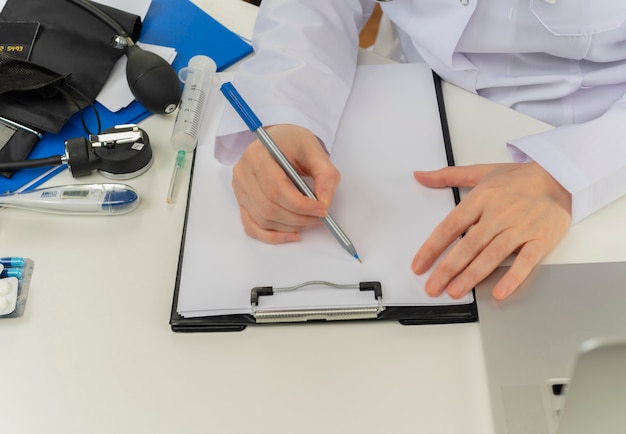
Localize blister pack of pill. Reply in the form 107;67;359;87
0;257;34;319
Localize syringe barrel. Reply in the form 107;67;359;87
170;56;218;152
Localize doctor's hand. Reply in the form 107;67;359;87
411;162;572;300
232;124;340;244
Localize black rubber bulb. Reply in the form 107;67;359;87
125;44;182;114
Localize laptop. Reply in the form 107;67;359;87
476;262;626;434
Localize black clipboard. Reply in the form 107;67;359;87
170;69;478;332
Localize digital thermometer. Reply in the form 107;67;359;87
0;184;139;215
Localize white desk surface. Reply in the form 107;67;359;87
1;1;625;433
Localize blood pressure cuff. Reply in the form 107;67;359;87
0;54;71;177
0;0;142;134
0;0;142;178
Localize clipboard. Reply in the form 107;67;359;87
170;63;478;332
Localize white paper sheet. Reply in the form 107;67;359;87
176;63;473;318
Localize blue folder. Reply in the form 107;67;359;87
0;0;252;193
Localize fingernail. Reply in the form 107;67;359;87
284;233;300;242
316;200;329;217
425;278;443;297
447;281;466;299
412;257;426;274
314;209;328;218
493;284;512;300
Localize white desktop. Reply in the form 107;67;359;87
1;1;625;433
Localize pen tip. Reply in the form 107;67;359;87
354;254;362;264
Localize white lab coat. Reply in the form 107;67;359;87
216;0;626;223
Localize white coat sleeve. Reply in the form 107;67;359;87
508;92;626;224
214;0;376;165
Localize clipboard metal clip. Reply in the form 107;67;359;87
250;281;384;324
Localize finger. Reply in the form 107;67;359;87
291;144;341;210
260;125;339;212
413;164;497;189
422;220;498;297
238;205;301;244
412;197;482;275
312;167;340;210
251;147;328;217
239;191;324;233
255;165;328;218
236;139;328;220
233;164;323;232
442;228;521;299
491;240;545;300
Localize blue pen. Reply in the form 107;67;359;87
220;82;361;262
0;257;25;268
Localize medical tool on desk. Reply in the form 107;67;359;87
0;124;152;179
166;56;218;204
67;0;182;114
0;184;139;215
0;257;34;319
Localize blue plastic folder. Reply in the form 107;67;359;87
0;0;253;194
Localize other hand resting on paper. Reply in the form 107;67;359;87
411;162;572;300
232;125;572;300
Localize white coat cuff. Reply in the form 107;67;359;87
507;118;626;224
508;136;585;223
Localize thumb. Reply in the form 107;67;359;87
312;164;340;209
304;154;340;210
413;164;495;188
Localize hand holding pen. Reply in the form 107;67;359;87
221;83;361;261
233;125;336;234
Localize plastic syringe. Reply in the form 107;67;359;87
166;55;218;204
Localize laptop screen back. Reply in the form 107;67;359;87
476;262;626;434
